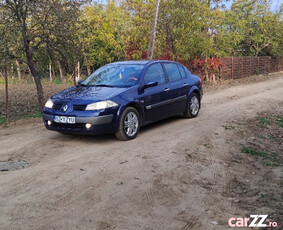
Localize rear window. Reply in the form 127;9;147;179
163;63;182;82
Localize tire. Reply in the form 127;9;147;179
115;107;140;141
184;93;200;118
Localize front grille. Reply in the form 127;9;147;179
52;123;85;129
73;105;87;111
53;103;63;110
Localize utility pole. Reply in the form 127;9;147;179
147;0;160;60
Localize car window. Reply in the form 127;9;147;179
82;64;144;87
143;63;166;85
178;65;187;79
164;63;182;82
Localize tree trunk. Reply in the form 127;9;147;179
15;60;22;80
58;61;66;83
76;61;80;83
11;64;14;79
21;23;44;110
147;0;160;60
4;66;9;123
86;62;91;76
49;62;53;82
204;56;209;82
82;44;91;75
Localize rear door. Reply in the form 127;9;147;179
163;63;189;115
140;63;171;123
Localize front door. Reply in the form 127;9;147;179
140;63;171;123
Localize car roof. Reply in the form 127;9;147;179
109;60;179;65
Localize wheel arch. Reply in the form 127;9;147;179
125;101;144;125
188;87;201;108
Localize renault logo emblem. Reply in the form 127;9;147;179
63;105;68;112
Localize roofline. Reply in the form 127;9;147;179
109;59;179;65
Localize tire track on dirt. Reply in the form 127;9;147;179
0;75;283;230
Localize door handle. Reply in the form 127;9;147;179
183;83;188;86
164;88;170;92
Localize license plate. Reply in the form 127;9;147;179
54;116;76;124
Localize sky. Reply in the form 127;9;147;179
92;0;283;12
225;0;283;11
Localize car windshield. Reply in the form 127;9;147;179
82;64;144;87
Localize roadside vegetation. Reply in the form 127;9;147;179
208;110;283;227
240;113;283;166
0;0;283;110
1;73;281;125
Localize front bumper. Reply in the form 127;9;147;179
43;113;116;134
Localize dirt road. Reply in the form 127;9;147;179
0;75;282;230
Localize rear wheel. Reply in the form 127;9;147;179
184;93;200;118
115;107;140;141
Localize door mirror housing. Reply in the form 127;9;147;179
142;81;158;90
77;80;84;85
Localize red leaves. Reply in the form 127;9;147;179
125;45;224;82
125;41;148;60
157;51;225;82
159;49;173;60
188;57;224;81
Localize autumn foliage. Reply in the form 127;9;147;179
150;49;225;82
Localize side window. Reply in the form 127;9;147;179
178;65;187;79
143;63;166;85
164;63;182;82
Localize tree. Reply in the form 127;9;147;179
227;0;282;56
0;0;86;109
78;1;126;70
122;0;155;60
0;0;45;108
147;0;160;59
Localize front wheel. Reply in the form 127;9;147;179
184;93;200;118
115;107;140;141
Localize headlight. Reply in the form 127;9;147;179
85;100;118;110
45;99;53;109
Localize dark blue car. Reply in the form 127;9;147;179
43;60;203;140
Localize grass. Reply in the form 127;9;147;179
256;134;265;139
241;147;268;157
0;112;42;124
0;117;6;124
28;112;42;118
54;78;62;85
0;76;72;85
276;115;283;128
241;147;281;167
256;116;271;128
223;125;235;130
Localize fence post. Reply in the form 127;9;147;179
269;56;271;73
250;57;252;76
231;56;234;79
257;57;259;74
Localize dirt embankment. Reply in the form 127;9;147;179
0;74;282;229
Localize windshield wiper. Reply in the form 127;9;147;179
93;84;115;87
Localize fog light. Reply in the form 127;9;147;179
47;120;52;126
85;123;92;129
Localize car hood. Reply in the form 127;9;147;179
51;86;128;102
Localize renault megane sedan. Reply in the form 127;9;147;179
43;60;203;140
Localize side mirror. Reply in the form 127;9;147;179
142;81;158;90
77;80;83;85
